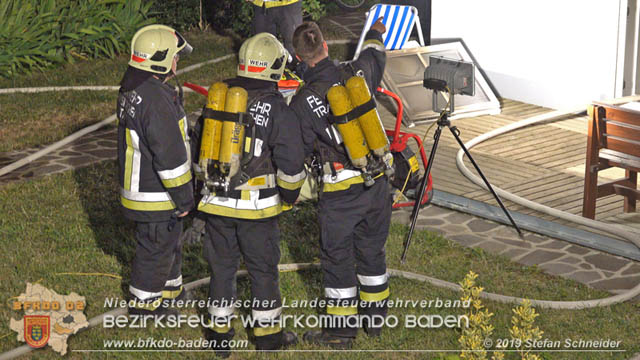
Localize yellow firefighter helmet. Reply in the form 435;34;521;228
238;32;287;82
128;24;193;74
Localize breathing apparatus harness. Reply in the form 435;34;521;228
303;64;394;192
196;86;281;197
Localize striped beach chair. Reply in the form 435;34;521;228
353;4;425;59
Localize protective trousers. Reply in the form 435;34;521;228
251;1;302;59
203;215;284;350
129;219;184;311
318;177;392;338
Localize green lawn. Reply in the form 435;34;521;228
0;161;638;359
0;31;236;153
0;29;359;154
1;16;638;360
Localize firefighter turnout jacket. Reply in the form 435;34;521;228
117;76;195;222
197;77;306;219
289;28;390;339
289;29;386;193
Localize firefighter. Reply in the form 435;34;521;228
289;19;390;348
246;0;302;63
195;33;306;355
116;24;195;315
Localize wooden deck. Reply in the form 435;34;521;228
377;98;640;241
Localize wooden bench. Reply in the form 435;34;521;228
582;102;640;219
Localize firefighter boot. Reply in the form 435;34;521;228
361;306;386;337
171;288;195;302
303;330;353;349
282;331;298;348
255;330;298;350
364;324;382;337
205;327;235;358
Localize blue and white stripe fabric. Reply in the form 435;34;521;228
365;4;418;50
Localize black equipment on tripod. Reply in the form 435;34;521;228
401;56;523;263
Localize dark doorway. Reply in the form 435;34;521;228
387;0;431;45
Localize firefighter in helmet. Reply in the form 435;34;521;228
288;19;390;348
116;25;195;315
194;32;306;355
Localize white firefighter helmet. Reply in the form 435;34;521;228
237;33;287;82
128;24;193;74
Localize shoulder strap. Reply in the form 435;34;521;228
200;87;281;125
200;108;252;125
339;62;353;80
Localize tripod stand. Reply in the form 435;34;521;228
401;94;523;263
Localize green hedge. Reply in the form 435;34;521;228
149;0;201;33
152;0;329;38
0;0;153;77
1;0;335;78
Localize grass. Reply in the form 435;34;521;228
0;30;236;153
0;160;639;359
0;3;377;155
1;11;639;359
0;27;357;154
0;0;385;155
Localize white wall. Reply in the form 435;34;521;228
431;0;623;109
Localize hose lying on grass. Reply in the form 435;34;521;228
3;262;639;360
0;44;362;177
1;49;639;360
0;54;235;178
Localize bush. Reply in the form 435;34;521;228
151;0;329;39
304;0;328;21
149;0;202;33
208;1;253;37
0;0;153;77
208;0;328;38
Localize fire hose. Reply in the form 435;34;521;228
1;53;639;360
0;54;235;178
2;262;638;360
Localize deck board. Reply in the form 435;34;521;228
378;97;639;241
522;146;586;164
498;135;585;160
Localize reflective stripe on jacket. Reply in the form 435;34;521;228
117;76;194;222
196;77;305;219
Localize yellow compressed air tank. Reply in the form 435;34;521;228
219;87;248;177
200;82;227;165
345;76;389;157
326;85;369;169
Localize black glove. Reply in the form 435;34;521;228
181;217;206;246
